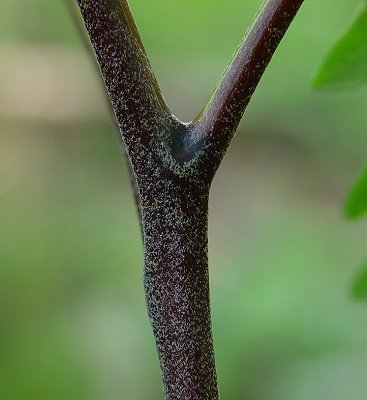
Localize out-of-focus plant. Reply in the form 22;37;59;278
345;165;367;221
313;3;367;90
314;2;367;300
347;166;367;299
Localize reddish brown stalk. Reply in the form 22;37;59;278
192;0;304;162
77;0;172;160
64;0;142;222
74;0;305;398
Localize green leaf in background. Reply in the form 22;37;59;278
313;3;367;90
345;165;367;220
351;261;367;299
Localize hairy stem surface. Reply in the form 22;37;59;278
74;0;305;398
141;172;217;399
193;0;305;158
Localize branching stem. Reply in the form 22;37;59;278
64;0;142;222
74;0;305;398
192;0;304;163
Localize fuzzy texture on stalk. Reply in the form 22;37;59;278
75;0;304;398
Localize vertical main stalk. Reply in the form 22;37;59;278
140;172;218;399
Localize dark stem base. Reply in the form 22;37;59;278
141;174;218;400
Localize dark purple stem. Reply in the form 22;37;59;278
192;0;304;166
76;0;173;161
64;0;142;221
74;0;305;398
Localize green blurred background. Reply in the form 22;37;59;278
1;1;367;399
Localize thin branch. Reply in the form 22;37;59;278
76;0;173;157
64;0;142;226
192;0;304;150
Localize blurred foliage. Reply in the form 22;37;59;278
313;3;367;90
346;164;367;299
313;1;367;301
1;0;367;399
345;165;367;220
351;261;367;299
